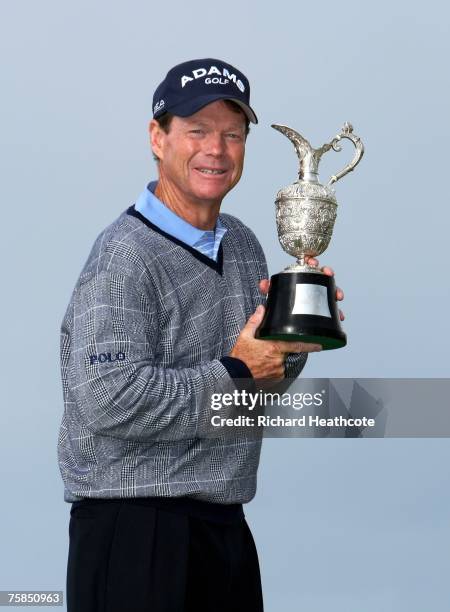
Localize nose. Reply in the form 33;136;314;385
204;132;226;157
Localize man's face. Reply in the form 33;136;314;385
150;100;247;207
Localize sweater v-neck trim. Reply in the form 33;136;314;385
126;205;224;275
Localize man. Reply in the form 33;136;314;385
58;58;344;611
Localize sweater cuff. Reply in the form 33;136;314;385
220;356;255;392
220;356;253;380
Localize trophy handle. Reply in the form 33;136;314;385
327;122;364;185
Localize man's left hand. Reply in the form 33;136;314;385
258;256;345;321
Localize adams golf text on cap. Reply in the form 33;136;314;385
152;58;258;124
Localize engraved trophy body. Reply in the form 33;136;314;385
256;122;364;350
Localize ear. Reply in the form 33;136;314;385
149;119;165;161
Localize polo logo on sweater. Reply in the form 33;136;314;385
180;65;245;92
89;352;126;365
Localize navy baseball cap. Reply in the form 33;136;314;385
152;58;258;124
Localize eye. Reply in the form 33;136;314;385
189;129;205;135
225;132;243;140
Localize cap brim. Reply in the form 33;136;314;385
169;94;258;124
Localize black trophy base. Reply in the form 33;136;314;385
255;272;347;350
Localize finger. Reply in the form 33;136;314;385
339;309;345;321
321;265;334;276
273;366;285;380
305;256;319;267
242;305;266;337
336;287;344;301
272;340;322;354
299;342;323;353
259;279;271;295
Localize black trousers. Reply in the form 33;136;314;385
66;497;264;612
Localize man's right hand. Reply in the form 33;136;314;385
229;304;322;381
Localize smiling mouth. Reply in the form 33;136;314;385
196;168;227;175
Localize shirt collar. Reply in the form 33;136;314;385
135;181;225;248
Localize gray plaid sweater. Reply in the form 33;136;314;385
57;205;307;504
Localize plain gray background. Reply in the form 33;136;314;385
1;0;449;610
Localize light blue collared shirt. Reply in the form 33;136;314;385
135;181;227;261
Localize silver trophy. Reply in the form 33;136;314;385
256;122;364;350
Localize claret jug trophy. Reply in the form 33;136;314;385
256;122;364;350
